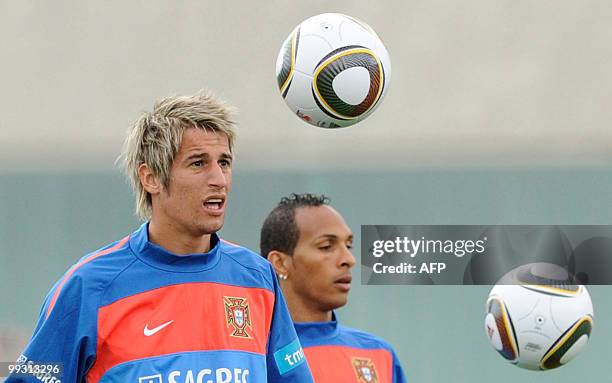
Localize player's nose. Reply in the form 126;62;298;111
207;162;229;188
339;244;356;269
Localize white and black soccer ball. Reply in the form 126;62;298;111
484;264;594;370
275;13;391;128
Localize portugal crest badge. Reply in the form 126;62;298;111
352;357;379;383
223;296;252;338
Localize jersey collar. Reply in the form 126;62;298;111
129;222;222;272
293;311;340;340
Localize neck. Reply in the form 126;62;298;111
148;218;212;255
282;284;333;323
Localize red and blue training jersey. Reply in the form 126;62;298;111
7;223;313;383
294;313;407;383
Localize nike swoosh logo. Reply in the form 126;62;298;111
144;320;174;336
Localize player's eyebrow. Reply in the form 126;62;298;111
184;152;233;165
219;152;233;161
315;234;338;240
315;234;354;241
185;152;209;162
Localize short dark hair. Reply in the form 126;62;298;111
260;193;330;257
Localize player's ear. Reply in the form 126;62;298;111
267;250;291;277
138;163;162;195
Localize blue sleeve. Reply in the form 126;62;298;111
265;265;314;383
5;275;97;383
391;348;408;383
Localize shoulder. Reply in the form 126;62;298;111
68;235;135;285
337;325;397;353
219;239;275;287
44;236;135;318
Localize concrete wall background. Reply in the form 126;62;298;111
1;1;611;171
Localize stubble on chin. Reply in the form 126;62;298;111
193;216;224;236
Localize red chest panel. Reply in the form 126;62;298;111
304;345;393;383
87;282;274;383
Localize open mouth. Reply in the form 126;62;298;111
203;196;226;213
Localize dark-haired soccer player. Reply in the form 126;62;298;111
260;193;407;383
8;92;313;383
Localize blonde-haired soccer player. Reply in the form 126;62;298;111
8;92;313;383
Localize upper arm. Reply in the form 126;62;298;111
265;266;314;383
6;275;98;383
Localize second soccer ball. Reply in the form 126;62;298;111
485;264;594;370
